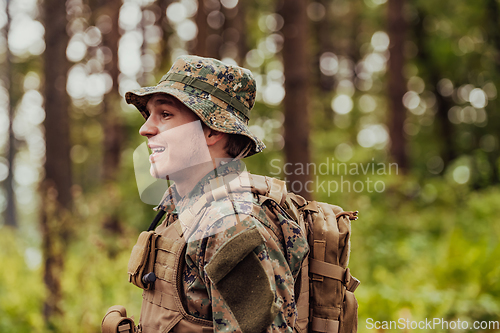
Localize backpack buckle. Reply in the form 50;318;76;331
344;267;351;286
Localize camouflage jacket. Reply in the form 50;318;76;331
153;160;309;332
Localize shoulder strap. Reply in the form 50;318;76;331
243;173;287;205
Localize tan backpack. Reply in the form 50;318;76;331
248;174;360;333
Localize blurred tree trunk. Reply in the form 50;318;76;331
192;0;220;58
193;0;209;56
99;0;124;233
4;0;17;228
234;0;248;64
139;6;148;86
41;0;72;326
221;1;247;64
312;0;335;122
387;0;408;171
485;0;500;184
157;0;173;72
281;0;312;200
414;10;456;168
314;0;335;92
101;0;123;182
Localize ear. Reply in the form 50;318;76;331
205;128;227;146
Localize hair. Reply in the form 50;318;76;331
200;121;253;158
224;133;253;158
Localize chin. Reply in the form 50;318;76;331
150;164;169;179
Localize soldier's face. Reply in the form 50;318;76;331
139;94;212;179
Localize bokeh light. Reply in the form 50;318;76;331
371;31;390;52
437;78;454;96
453;165;470;184
119;3;142;30
331;94;353;114
357;124;389;148
319;52;339;76
8;14;45;56
358;94;377;113
469;88;487;108
334;143;354;162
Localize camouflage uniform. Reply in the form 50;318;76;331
124;56;309;332
150;160;308;332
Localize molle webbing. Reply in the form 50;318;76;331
304;202;359;333
246;176;360;333
139;217;213;333
295;259;310;332
143;288;179;312
293;208;310;333
154;236;182;283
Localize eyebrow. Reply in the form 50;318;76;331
146;96;177;113
154;97;175;106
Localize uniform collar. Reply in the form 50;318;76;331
155;159;244;213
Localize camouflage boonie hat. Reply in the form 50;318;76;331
125;55;265;157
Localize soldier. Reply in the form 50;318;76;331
102;55;309;333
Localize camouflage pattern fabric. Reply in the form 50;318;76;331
153;161;309;332
125;55;266;157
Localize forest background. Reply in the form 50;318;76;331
1;0;500;332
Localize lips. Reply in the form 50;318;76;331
148;144;166;162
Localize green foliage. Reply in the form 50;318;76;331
0;201;144;332
353;184;500;332
58;222;143;333
0;229;45;333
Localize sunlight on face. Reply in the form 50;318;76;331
140;94;211;179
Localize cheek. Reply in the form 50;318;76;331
180;108;201;123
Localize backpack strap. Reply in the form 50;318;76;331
245;174;287;205
309;260;360;292
311;317;339;333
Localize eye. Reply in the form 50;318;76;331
162;111;172;119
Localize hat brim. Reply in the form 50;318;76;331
125;80;265;158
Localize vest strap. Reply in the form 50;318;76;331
311;317;339;333
309;258;346;282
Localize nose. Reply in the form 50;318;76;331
139;116;159;138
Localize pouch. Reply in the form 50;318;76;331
127;231;158;290
101;305;136;333
339;290;358;333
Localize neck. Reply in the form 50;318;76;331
170;160;219;198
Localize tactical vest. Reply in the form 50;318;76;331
138;214;213;333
